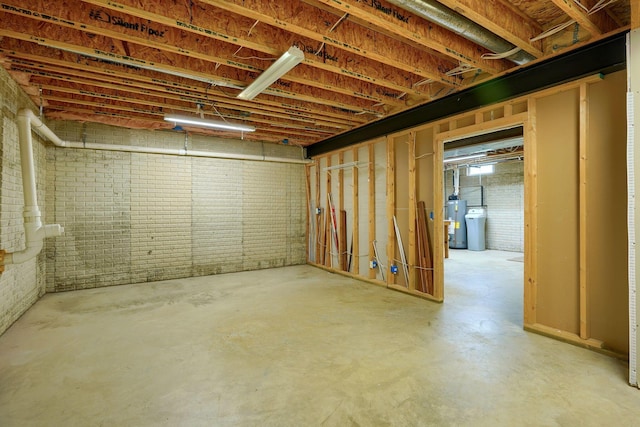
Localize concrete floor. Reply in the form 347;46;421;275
0;250;638;426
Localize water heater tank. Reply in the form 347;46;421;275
447;199;467;249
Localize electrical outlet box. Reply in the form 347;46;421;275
369;260;378;269
390;265;398;274
315;208;322;215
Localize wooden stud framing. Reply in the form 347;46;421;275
338;152;345;271
352;147;360;275
368;144;377;280
305;164;312;262
408;132;417;291
386;136;396;286
325;156;332;268
579;82;590;340
432;126;445;302
315;159;322;264
524;99;537;326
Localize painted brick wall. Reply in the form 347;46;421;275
0;67;48;336
445;160;524;252
45;122;306;291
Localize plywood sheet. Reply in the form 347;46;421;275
586;71;629;354
535;88;580;334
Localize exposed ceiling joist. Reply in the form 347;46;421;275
0;0;630;147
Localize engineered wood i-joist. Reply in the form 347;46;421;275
0;2;405;110
79;0;427;101
436;0;543;58
308;0;509;75
1;49;365;129
205;0;460;88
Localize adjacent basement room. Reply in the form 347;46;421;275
1;0;639;425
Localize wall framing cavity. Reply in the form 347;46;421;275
307;71;630;363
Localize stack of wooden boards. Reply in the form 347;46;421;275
315;194;351;272
314;197;433;294
416;201;434;294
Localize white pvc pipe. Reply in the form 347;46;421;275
23;109;309;164
3;110;65;265
3;109;309;267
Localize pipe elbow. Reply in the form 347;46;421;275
4;239;43;265
1;223;64;268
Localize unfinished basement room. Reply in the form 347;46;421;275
1;0;640;425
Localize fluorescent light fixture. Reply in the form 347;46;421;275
164;114;255;132
443;153;487;163
237;46;305;100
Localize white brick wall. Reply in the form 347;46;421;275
45;122;307;291
0;66;48;336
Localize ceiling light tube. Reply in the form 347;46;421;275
443;153;487;163
237;46;305;100
164;114;255;132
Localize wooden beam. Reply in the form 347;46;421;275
0;0;404;107
308;0;509;75
326;156;333;267
79;0;428;101
306;165;312;262
338;151;345;270
436;0;544;58
368;143;377;280
386;135;396;286
524;100;537;326
315;159;322;264
633;0;640;30
549;0;617;36
2;49;365;128
0;20;382;115
206;0;460;87
579;82;590;340
408;132;417;291
433;126;445;301
352;147;360;275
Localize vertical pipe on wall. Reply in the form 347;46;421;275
1;110;65;268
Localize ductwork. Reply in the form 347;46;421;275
386;0;535;65
1;109;65;270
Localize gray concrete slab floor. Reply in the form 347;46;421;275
0;250;639;426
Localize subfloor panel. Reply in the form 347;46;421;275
0;256;639;426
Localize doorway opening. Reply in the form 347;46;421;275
442;126;525;327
